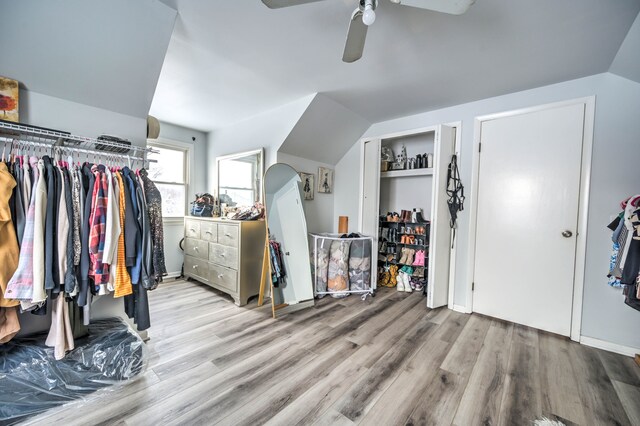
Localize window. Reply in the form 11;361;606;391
147;142;189;218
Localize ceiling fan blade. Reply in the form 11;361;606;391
392;0;476;15
342;9;368;63
261;0;325;9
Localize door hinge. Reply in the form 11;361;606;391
478;143;482;153
472;282;475;291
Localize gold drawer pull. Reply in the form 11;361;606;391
217;274;224;279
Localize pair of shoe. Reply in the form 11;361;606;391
412;266;425;277
397;265;414;292
410;277;425;291
399;248;414;264
401;235;416;245
412;250;426;266
399;210;413;223
413;225;426;235
386;212;401;222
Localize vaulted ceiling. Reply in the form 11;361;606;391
151;0;640;132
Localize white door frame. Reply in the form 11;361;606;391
444;121;462;310
466;97;595;341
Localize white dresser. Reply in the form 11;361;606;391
183;217;266;306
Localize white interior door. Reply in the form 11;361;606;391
427;125;454;308
360;139;381;238
360;139;381;289
473;103;585;336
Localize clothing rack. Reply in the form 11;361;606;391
0;120;158;166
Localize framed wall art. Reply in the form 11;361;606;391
318;167;333;194
299;172;314;200
0;77;19;123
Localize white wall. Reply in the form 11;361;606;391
335;72;640;350
206;96;313;191
333;142;362;234
276;152;335;234
154;121;209;277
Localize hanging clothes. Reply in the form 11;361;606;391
0;162;20;343
139;169;166;287
1;141;163;356
606;195;640;313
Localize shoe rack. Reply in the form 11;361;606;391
378;214;430;291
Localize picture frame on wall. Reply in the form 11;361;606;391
318;167;333;194
299;172;314;200
0;76;19;123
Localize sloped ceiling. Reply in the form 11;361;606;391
151;0;640;132
0;0;176;119
610;11;640;84
279;94;370;164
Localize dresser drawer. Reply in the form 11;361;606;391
184;255;209;283
209;243;238;270
200;221;218;242
184;238;208;260
185;219;201;239
209;264;238;293
217;223;239;247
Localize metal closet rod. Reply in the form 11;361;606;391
0;120;158;156
1;138;155;164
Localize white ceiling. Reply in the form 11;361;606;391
150;0;640;132
0;0;176;119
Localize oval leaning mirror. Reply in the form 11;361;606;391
263;163;314;317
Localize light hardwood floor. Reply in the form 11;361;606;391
25;279;640;426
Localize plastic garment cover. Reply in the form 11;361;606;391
349;239;372;292
0;317;147;424
327;240;351;298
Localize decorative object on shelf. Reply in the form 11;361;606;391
299;172;314;200
338;216;349;234
318;167;333;193
390;146;407;170
381;146;394;172
0;76;19;122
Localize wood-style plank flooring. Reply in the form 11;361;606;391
25;279;640;426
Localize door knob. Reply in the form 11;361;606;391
562;230;573;238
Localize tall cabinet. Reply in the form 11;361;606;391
359;125;455;308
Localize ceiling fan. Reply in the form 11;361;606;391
261;0;476;62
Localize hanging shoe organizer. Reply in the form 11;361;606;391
309;233;375;300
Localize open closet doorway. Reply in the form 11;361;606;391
359;125;456;308
468;98;595;339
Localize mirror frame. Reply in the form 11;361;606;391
216;148;265;205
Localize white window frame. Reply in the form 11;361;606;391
147;138;192;223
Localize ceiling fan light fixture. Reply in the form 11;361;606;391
362;0;376;25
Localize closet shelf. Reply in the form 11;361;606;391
380;168;433;178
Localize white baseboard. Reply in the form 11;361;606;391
580;335;640;357
452;304;469;314
164;271;182;279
